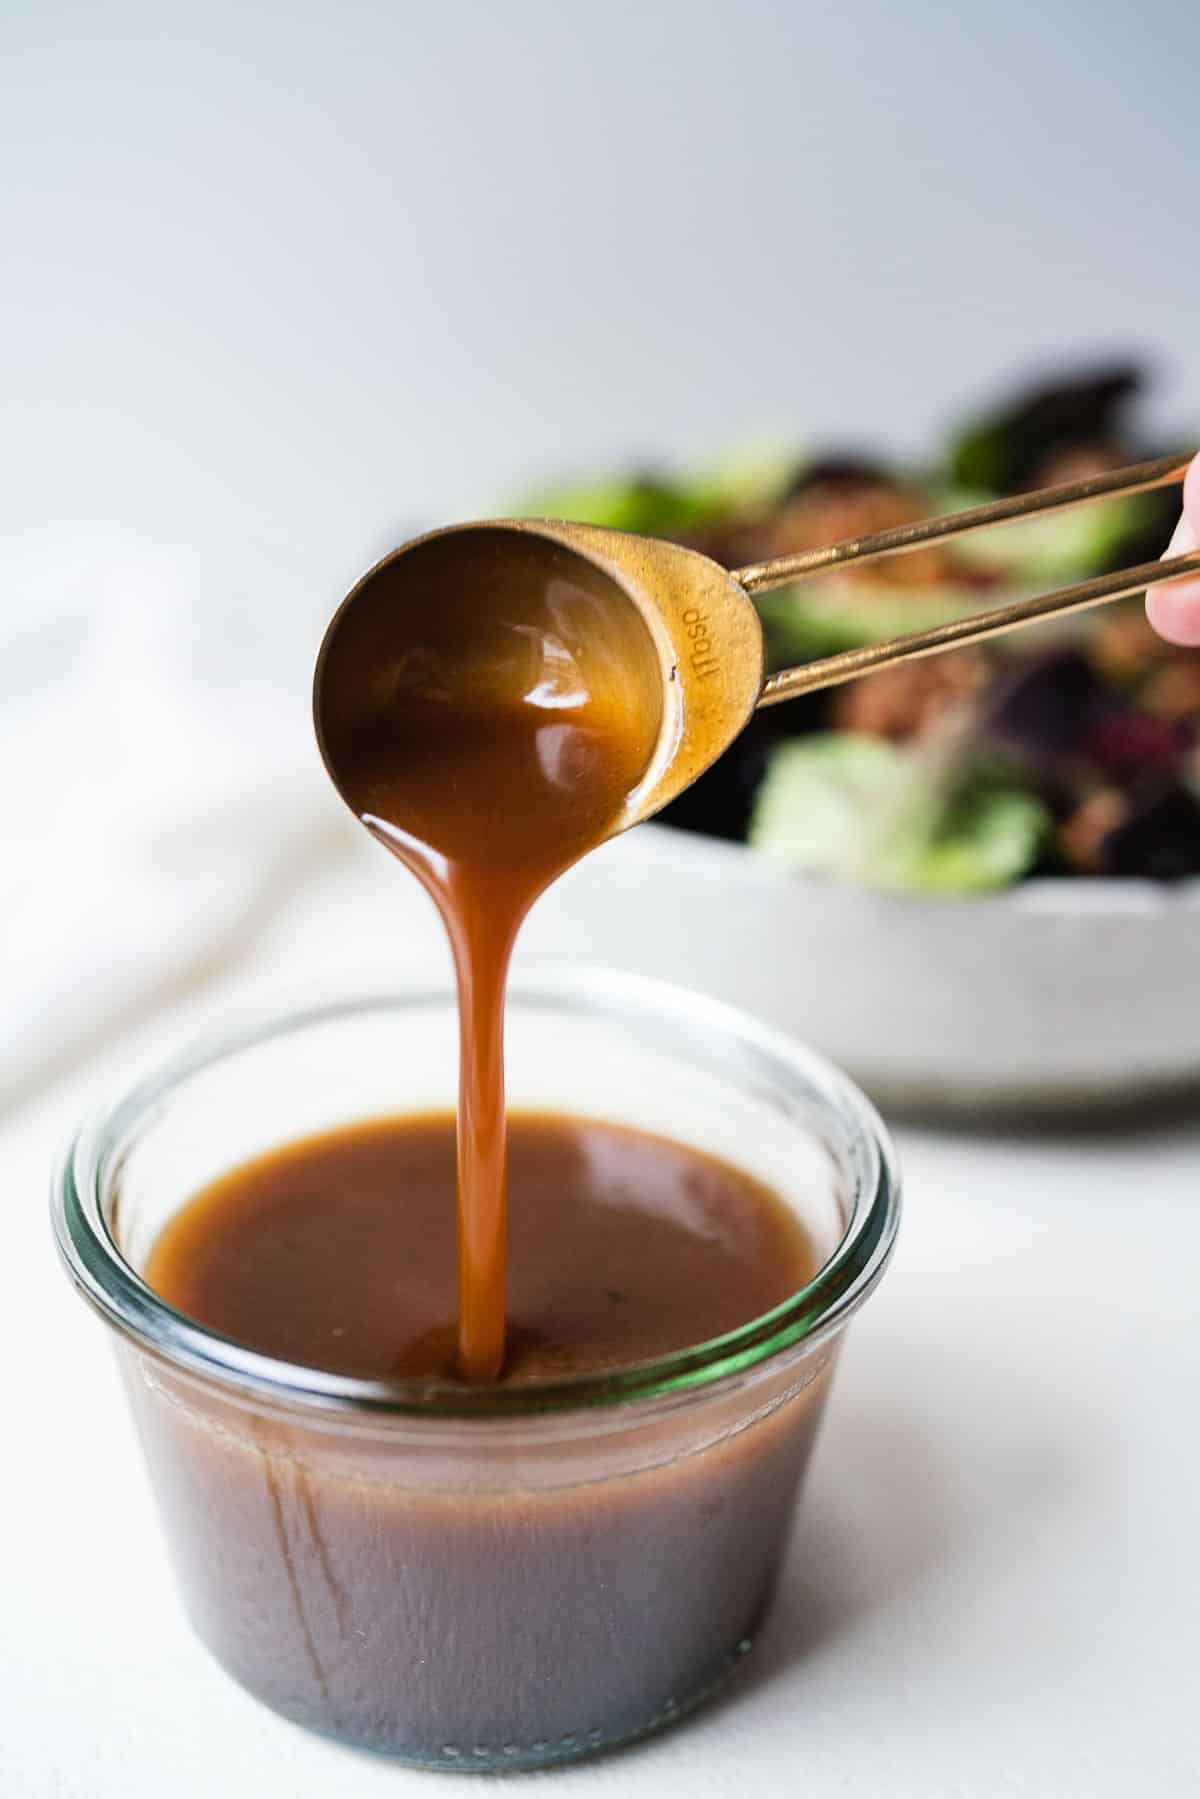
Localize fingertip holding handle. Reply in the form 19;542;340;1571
1146;460;1200;648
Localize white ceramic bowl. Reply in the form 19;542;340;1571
526;824;1200;1117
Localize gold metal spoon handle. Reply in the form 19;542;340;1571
729;450;1195;707
757;551;1200;705
734;452;1191;596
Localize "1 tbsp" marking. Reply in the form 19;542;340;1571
682;607;719;679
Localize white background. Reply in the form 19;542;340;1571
3;4;1199;1794
6;0;1200;606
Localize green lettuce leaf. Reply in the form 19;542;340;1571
513;474;699;536
756;580;986;665
933;487;1153;582
748;733;1050;894
515;448;798;536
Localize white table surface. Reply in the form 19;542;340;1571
5;848;1199;1799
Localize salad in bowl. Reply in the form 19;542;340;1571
529;362;1199;892
519;365;1200;1113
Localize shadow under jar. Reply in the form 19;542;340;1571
52;972;899;1773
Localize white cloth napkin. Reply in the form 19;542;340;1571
1;527;353;1105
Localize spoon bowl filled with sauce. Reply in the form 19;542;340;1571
316;527;675;1379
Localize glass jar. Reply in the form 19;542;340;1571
53;971;899;1772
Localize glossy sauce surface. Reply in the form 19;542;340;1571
146;1112;817;1385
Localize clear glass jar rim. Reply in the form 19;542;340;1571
52;968;900;1421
